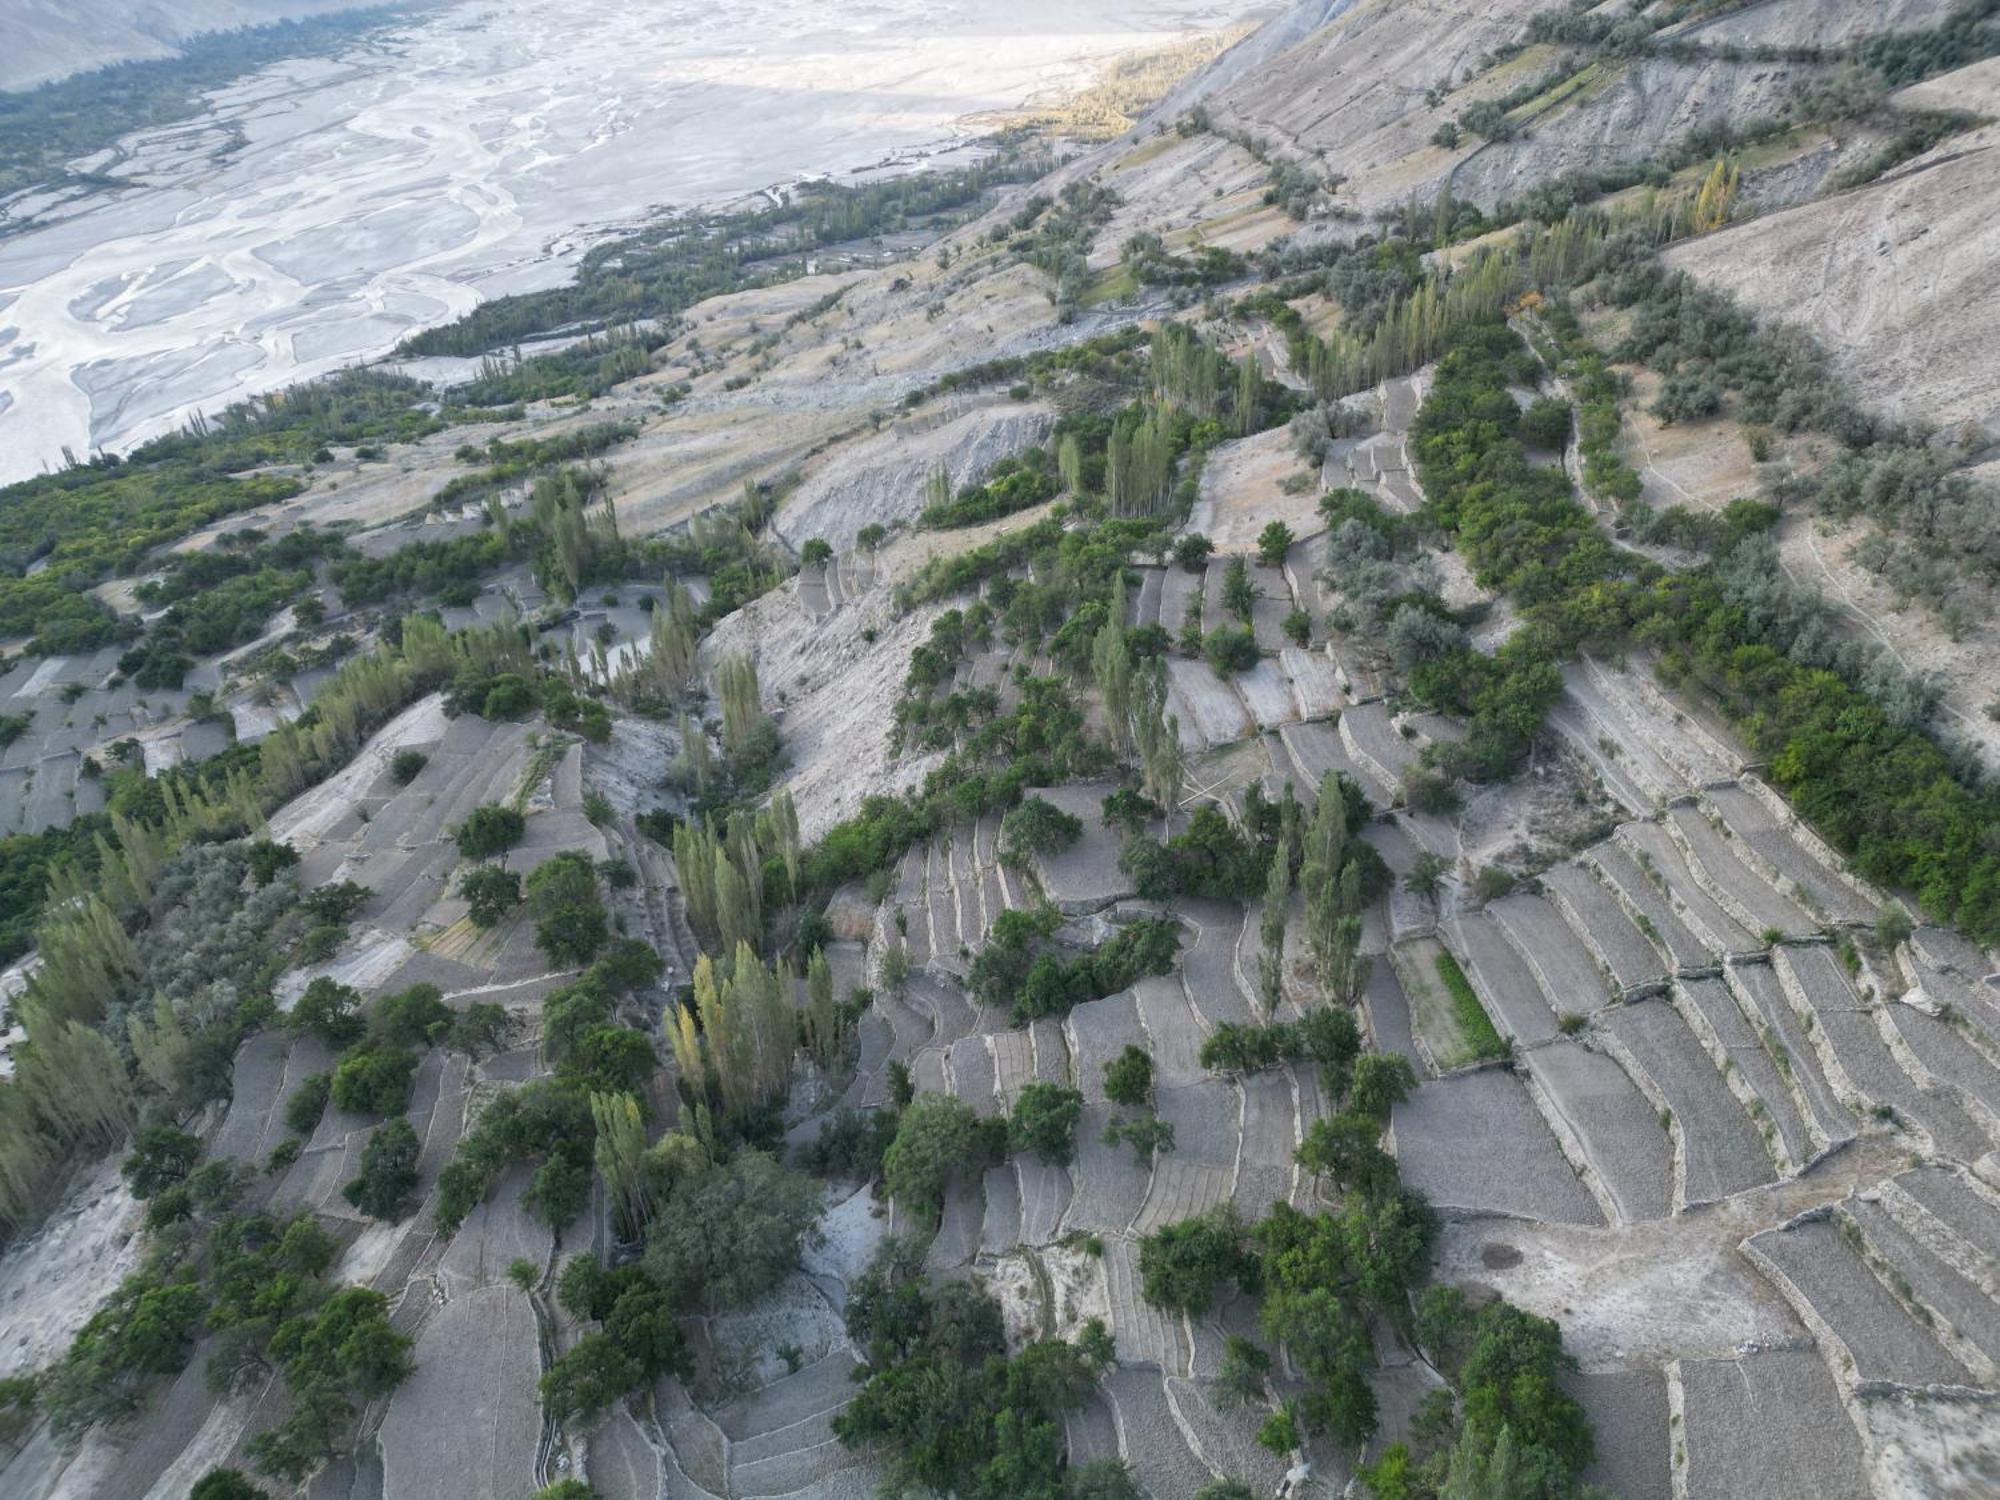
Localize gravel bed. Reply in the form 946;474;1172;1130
1104;1237;1187;1369
1069;991;1148;1103
1363;959;1421;1066
1668;806;1814;938
1524;1041;1672;1223
1103;1367;1213;1494
1706;784;1875;925
1134;974;1208;1089
1234;1070;1296;1221
1545;864;1667;991
1677;977;1814;1170
1236;657;1298;729
1725;960;1857;1149
1606;998;1776;1203
1064;1104;1153;1234
1561;1368;1670;1500
1748;1217;1969;1386
1587;842;1712;970
1679;1348;1871;1500
1845;1195;2000;1368
1616;821;1759;956
1445;912;1558;1045
1392;1070;1603;1226
1175;898;1256;1029
1884;1002;2000;1119
379;1283;539;1500
1491;893;1613;1017
1781;947;1993;1161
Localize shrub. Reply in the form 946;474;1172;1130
1203;624;1259;675
998;795;1083;863
284;1073;331;1135
1138;1207;1251;1315
1257;520;1295;566
343;1118;420;1220
1519;396;1572;449
459;864;521;926
1009;1082;1084;1164
1173;533;1214;572
389;749;428;785
456;803;526;860
329;1046;418;1116
291;976;364;1049
1103;1045;1154;1107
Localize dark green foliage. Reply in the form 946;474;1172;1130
1120;806;1271;902
537;901;609;967
390;749;429;785
975;910;1182;1024
1102;1045;1154;1108
455;803;526;859
560;1025;656;1094
1008;1082;1084;1164
1518;396;1572;449
329;1046;418;1116
1174;534;1214;572
284;1073;331;1136
244;839;300;887
191;1469;268;1500
835;1238;1118;1498
290;976;364;1049
343;1119;420;1221
641;1153;821;1310
921;453;1062;529
245;1288;412;1478
883;1093;989;1224
1203;623;1260;674
799;1105;901;1178
371;983;452;1048
1434;951;1507;1060
998;795;1084;863
459;864;522;926
121;1126;200;1199
1138;1207;1254;1315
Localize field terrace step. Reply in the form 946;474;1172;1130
1175;898;1259;1030
905;970;980;1051
1065;1390;1121;1467
947;1034;1001;1117
1102;1238;1190;1371
1338;700;1419;799
1542;863;1669;996
1167;656;1253;751
1522;1040;1674;1223
1279;645;1346;718
1582;654;1742;786
891;846;930;967
1601;996;1779;1206
713;1351;867;1443
1391;1068;1605;1226
1015;1152;1072;1246
1167;1375;1292;1494
925;1174;984;1271
1673;976;1816;1173
980;1164;1022;1254
1134;973;1210;1089
1276;719;1386;810
1103;1367;1216;1496
1745;1214;1973;1388
1069;989;1151;1103
1029;781;1141;913
1774;944;1994;1162
1677;1348;1872;1500
1235;657;1298;730
1723;958;1859;1153
1029;1016;1072;1085
946;829;987;952
1443;911;1559;1046
1362;818;1435;942
1666;804;1816;940
1490;892;1616;1020
1234;1068;1301;1221
1561;1369;1670;1500
1363;959;1421;1069
1901;932;2000;1052
1613;820;1762;960
379;1282;541;1500
1885;1166;2000;1297
1841;1193;2000;1382
1063;1102;1154;1235
1883;999;2000;1130
1158;561;1204;641
989;1028;1037;1110
1704;783;1879;928
1128;565;1166;630
1584;841;1714;973
1551;663;1691;812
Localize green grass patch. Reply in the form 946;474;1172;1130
1434;950;1508;1061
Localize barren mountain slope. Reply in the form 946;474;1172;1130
0;0;382;91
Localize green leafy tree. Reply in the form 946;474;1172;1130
883;1093;983;1224
642;1153;822;1310
191;1470;268;1500
291;976;364;1049
456;803;526;860
1009;1082;1084;1164
459;865;521;926
1257;520;1295;566
121;1126;200;1199
343;1118;420;1220
1137;1207;1251;1315
329;1046;418;1116
1102;1045;1153;1108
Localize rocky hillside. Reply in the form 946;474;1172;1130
0;0;383;91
